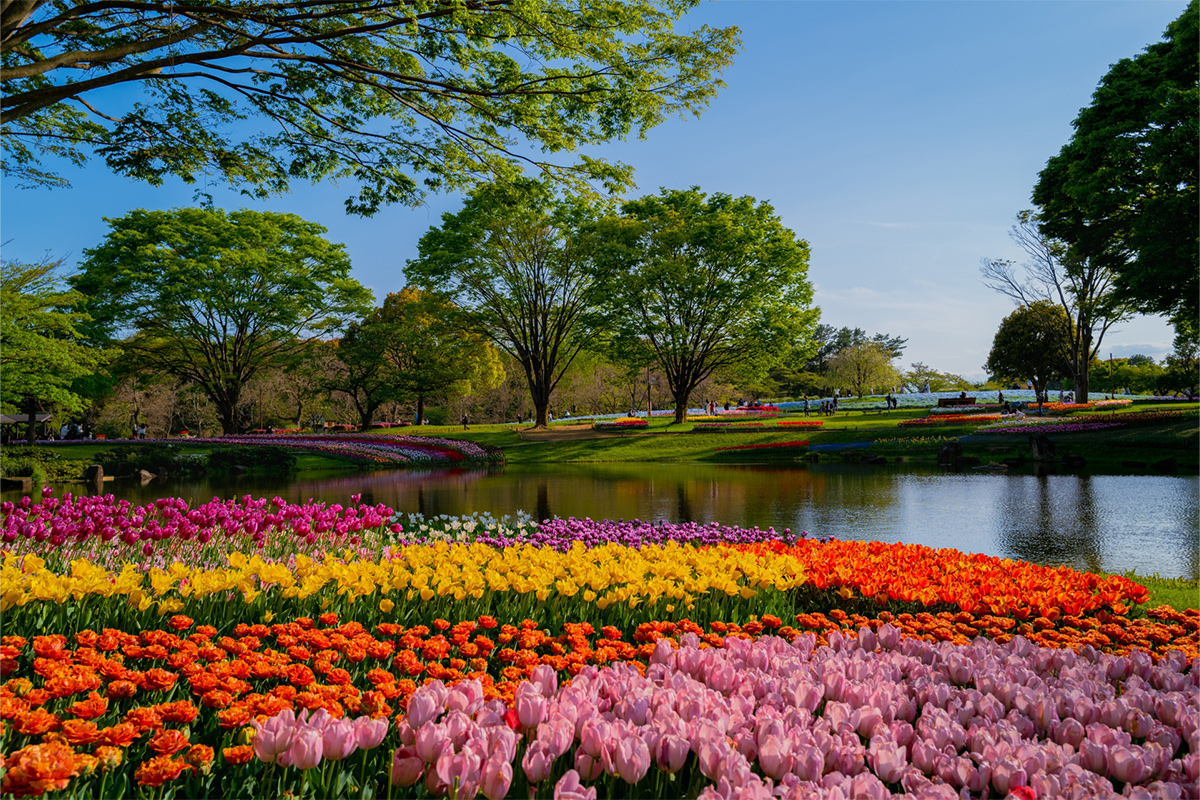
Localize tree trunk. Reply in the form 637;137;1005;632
1074;372;1090;404
415;394;425;425
534;401;549;427
24;395;37;445
217;403;239;435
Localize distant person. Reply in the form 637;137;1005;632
461;414;469;430
137;423;146;440
923;381;930;394
803;398;810;416
998;391;1004;405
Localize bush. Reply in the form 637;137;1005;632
94;443;198;477
207;445;297;473
0;447;80;483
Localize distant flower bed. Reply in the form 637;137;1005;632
690;423;766;432
1090;399;1133;409
898;414;1003;427
1042;402;1092;412
776;420;824;427
593;418;648;431
977;420;1125;435
50;435;501;466
725;405;779;414
714;440;809;452
928;404;1003;416
1133;396;1198;403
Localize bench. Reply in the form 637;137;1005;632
937;397;976;408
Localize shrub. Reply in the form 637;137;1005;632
207;445;297;473
94;444;198;477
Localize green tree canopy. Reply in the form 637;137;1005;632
1;256;113;440
333;287;504;427
984;301;1071;397
72;207;373;434
406;179;606;427
1032;1;1198;335
2;1;739;213
824;342;900;398
594;187;818;423
902;362;973;393
981;211;1132;402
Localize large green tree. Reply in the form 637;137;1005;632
1;1;738;213
595;188;818;423
72;207;373;434
0;256;112;442
984;301;1071;398
407;179;606;427
1032;2;1198;335
981;211;1132;402
824;342;900;398
332;287;504;428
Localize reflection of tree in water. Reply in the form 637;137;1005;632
996;474;1104;573
536;482;551;524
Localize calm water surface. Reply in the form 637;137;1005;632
14;464;1199;579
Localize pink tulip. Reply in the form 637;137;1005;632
653;733;689;774
354;716;389;750
530;663;559;697
415;722;447;764
390;747;425;787
757;735;793;781
574;750;603;782
613;734;651;785
515;682;548;730
990;757;1027;796
252;710;297;763
554;769;597;800
868;739;905;785
537;718;575;759
479;757;512;800
436;748;481;800
406;691;440;730
321;717;359;761
1107;745;1147;785
280;727;323;770
522;740;555;784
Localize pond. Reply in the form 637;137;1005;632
14;463;1198;580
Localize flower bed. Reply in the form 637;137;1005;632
49;435;501;467
775;420;824;427
592;418;647;431
690;423;766;432
0;494;1196;799
928;405;1003;416
977;421;1125;434
898;414;1003;427
714;441;809;453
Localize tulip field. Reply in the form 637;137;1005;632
1;490;1197;798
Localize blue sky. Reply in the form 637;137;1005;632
1;0;1188;381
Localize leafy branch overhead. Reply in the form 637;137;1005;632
1;1;740;212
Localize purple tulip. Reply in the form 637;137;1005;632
354;716;389;750
252;709;297;763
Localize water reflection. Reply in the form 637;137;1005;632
9;463;1197;579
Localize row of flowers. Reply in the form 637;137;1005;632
714;442;810;453
1;493;829;571
691;423;767;432
1;610;1195;798
898;415;1004;427
976;421;1124;435
47;435;502;467
591;419;648;431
